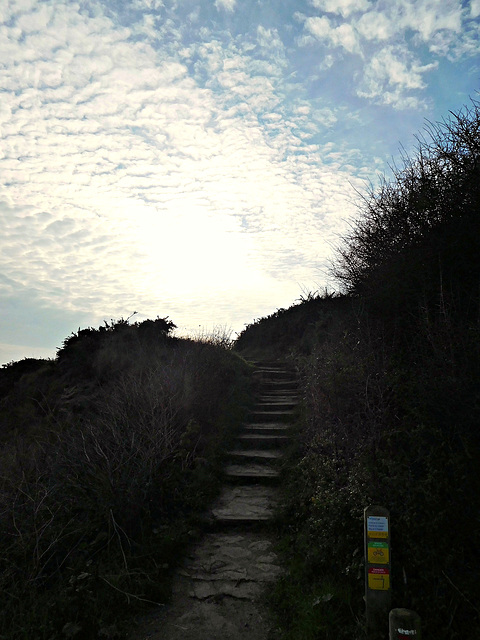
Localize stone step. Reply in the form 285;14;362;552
236;433;290;449
258;379;299;391
255;401;298;411
210;485;278;525
254;376;298;387
226;449;284;461
254;363;294;369
257;393;298;400
173;533;282;601
224;464;280;483
253;364;296;372
254;366;297;376
253;360;292;365
258;392;299;401
249;410;295;423
242;422;291;435
259;390;299;397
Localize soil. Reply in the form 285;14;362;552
128;530;282;640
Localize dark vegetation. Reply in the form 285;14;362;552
236;98;480;638
0;318;251;639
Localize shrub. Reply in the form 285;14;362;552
331;98;480;326
274;302;480;638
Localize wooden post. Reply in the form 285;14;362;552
365;505;391;639
389;609;421;639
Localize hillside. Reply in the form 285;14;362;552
0;318;252;639
234;99;480;639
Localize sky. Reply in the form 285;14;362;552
0;0;479;364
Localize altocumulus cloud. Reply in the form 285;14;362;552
296;0;479;109
215;0;237;12
0;0;478;363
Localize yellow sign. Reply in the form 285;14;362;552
368;541;389;564
368;567;390;591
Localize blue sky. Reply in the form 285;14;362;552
0;0;479;364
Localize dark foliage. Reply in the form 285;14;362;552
238;97;480;639
57;316;177;380
331;99;480;326
235;292;349;359
0;358;53;401
0;317;251;639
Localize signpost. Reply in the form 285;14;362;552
389;609;421;639
365;506;391;638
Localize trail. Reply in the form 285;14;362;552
128;361;298;640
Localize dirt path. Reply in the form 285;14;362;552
128;362;297;640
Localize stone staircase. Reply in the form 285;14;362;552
129;361;299;639
210;361;298;526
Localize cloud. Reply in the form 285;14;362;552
256;24;286;60
1;0;369;349
392;0;463;43
0;342;57;364
133;0;164;9
0;0;475;360
357;45;438;108
357;11;394;41
297;0;478;109
0;262;92;365
304;16;360;53
304;15;331;39
309;0;370;18
215;0;236;12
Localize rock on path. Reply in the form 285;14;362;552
128;361;297;640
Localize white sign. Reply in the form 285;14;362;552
367;516;388;534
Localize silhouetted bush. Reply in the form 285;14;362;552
57;316;176;380
332;98;480;326
0;358;52;400
235;291;349;358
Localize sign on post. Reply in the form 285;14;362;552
365;506;391;638
389;608;421;639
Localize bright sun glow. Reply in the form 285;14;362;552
129;199;263;296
